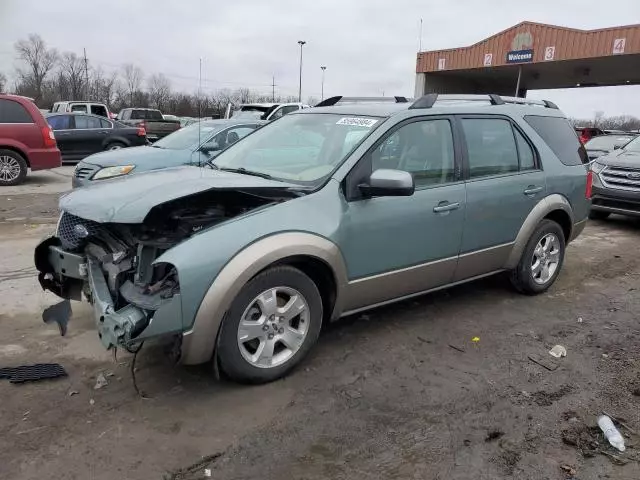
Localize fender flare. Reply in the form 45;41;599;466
505;193;574;269
179;232;348;365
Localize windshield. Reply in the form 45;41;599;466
152;122;219;150
586;135;635;151
623;136;640;153
130;109;163;120
213;113;383;185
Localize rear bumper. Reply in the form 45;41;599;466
591;184;640;217
28;148;62;171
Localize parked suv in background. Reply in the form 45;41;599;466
589;135;640;219
35;94;589;384
116;108;180;141
0;94;61;186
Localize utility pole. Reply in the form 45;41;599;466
320;66;326;100
272;76;276;102
297;40;306;102
83;48;89;100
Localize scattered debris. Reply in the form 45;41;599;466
608;307;619;312
463;439;471;446
560;464;577;476
94;372;108;390
528;353;559;371
602;411;637;436
0;363;67;384
471;336;480;343
344;389;362;400
89;398;95;406
417;336;431;344
204;468;212;477
448;344;466;353
549;345;567;358
41;299;72;336
485;429;504;442
602;353;609;359
577;317;583;323
163;452;223;480
67;390;79;397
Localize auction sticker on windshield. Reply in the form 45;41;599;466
336;117;378;128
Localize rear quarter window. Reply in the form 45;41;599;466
0;99;34;123
524;115;587;165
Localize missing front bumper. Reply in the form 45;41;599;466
35;237;183;350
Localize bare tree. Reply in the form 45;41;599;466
0;73;6;93
59;52;86;100
121;63;143;105
90;68;119;107
14;34;58;104
147;73;171;111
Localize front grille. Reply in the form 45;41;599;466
57;212;105;250
600;166;640;192
74;165;99;179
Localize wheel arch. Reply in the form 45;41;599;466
0;145;30;167
179;232;348;365
505;194;574;269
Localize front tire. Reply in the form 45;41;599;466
217;266;323;384
510;219;565;295
589;210;610;220
0;149;28;186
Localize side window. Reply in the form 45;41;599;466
462;118;519;178
121;110;130;120
90;105;108;117
372;119;455;187
524;115;588;165
47;115;71;130
270;107;285;120
0;99;34;123
70;104;87;113
515;128;536;170
74;115;102;129
99;118;112;128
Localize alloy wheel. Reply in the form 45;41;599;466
0;155;21;182
531;233;561;285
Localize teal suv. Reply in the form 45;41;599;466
35;94;591;383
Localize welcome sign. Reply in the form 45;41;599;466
506;49;534;63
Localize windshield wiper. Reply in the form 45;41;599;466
218;167;273;179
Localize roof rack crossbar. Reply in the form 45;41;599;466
409;93;560;109
314;96;410;107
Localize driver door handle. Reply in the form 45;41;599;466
433;202;460;213
523;185;543;196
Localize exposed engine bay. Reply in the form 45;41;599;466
37;188;294;348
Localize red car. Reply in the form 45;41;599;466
0;94;61;186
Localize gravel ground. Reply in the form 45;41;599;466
0;213;639;479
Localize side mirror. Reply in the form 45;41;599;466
359;169;415;197
200;141;220;153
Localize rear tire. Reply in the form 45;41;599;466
217;266;323;384
0;149;28;186
589;210;610;220
105;142;126;151
510;219;565;295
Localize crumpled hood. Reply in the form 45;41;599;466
82;145;192;169
60;166;297;223
597;149;640;168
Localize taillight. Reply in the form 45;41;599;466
585;170;593;199
137;126;146;137
137;121;146;129
42;126;56;148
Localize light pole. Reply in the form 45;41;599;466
298;40;306;102
320;66;326;100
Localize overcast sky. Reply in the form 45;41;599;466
0;0;638;118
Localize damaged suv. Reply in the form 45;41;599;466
35;94;590;383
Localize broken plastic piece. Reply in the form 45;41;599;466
598;415;626;452
0;363;67;384
549;345;567;358
42;300;72;336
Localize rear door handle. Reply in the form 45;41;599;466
433;202;460;213
524;186;543;196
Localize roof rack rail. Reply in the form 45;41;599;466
315;96;410;107
409;94;559;110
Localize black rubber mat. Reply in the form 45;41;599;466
0;363;67;384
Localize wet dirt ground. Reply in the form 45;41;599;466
1;200;640;479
